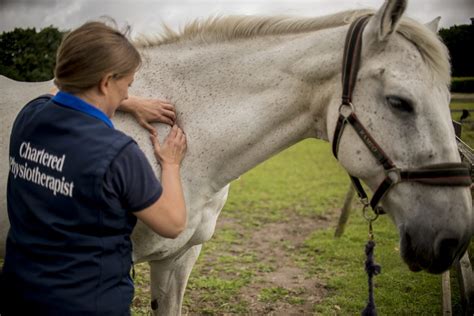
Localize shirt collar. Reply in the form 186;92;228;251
52;91;114;128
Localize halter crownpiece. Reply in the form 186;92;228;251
332;15;472;214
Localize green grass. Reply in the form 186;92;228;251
133;99;474;314
223;138;348;224
301;213;447;315
2;98;472;315
181;99;474;313
179;138;471;315
258;286;306;304
453;77;474;81
179;139;350;314
451;101;474;147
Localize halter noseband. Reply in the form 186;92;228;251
332;15;472;214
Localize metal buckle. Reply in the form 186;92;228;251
338;102;355;118
360;197;370;208
374;205;385;215
385;168;401;184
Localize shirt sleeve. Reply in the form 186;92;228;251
103;142;162;212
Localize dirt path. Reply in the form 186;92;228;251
182;209;340;315
237;214;331;314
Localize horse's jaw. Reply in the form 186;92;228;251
388;186;473;274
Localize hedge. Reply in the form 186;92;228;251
451;77;474;93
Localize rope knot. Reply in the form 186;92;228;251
364;240;381;276
361;239;381;316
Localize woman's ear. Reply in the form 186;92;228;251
99;73;114;96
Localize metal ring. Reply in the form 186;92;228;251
363;205;379;222
338;102;355;118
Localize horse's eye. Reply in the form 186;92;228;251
386;96;413;113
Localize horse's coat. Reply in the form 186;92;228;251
0;0;472;314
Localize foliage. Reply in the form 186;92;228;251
451;77;474;93
450;100;474;147
439;22;474;77
0;20;472;82
0;27;63;81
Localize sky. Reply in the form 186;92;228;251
0;0;473;37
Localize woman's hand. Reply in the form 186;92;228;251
150;125;187;167
137;125;188;238
120;96;177;133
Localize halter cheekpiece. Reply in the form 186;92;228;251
332;15;472;214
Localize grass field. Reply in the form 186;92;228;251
131;101;474;315
451;99;474;147
0;100;472;315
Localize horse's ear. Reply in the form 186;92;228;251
425;16;441;34
365;0;407;44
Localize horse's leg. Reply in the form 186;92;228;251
149;244;202;316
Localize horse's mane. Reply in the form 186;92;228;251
135;9;450;85
135;10;370;46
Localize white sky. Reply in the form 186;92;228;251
0;0;473;36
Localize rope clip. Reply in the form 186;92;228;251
362;204;379;240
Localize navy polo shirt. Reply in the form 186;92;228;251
1;92;162;315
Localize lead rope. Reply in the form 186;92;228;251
361;204;381;316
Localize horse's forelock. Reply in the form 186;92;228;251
397;18;451;86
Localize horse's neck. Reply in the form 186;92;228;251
136;27;345;190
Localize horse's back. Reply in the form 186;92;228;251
0;76;52;257
0;76;53;146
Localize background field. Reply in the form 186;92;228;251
131;99;474;315
0;101;471;314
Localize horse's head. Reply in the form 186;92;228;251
328;0;472;273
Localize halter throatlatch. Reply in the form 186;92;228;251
332;15;472;215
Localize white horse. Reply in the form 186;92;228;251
1;0;472;314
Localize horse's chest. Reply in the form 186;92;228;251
188;184;230;245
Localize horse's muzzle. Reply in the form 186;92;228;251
400;225;471;274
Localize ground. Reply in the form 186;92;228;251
132;207;343;315
130;117;474;315
187;211;336;314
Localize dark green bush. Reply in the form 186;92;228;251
0;26;64;82
451;77;474;93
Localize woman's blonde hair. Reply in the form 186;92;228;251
54;21;142;94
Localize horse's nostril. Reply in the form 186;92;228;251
436;238;458;259
401;229;459;273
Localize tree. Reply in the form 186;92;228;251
439;21;474;77
0;26;64;82
1;22;473;81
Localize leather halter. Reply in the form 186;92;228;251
332;15;472;214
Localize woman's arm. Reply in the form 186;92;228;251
134;125;187;238
50;86;175;131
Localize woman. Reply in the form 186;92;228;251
1;21;187;315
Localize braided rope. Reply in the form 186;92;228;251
361;240;381;316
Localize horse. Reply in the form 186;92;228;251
1;0;472;314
